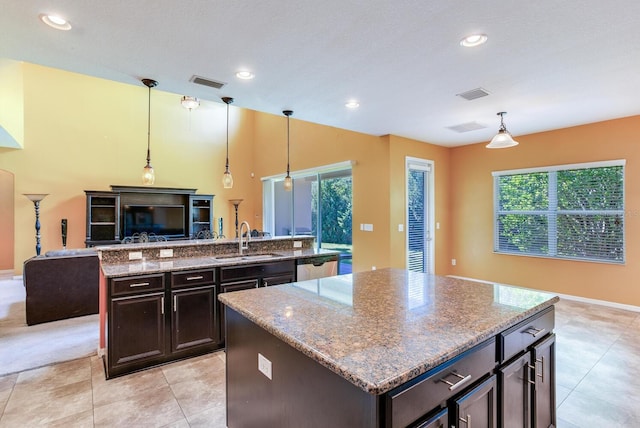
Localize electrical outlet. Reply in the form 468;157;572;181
258;353;272;380
398;224;404;232
128;251;143;260
160;249;173;258
451;259;457;266
293;241;302;248
436;222;440;230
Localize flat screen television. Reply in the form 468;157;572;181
122;204;186;238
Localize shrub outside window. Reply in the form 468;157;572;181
493;160;625;264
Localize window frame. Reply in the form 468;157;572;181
492;159;626;264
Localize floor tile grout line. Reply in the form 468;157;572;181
162;366;191;426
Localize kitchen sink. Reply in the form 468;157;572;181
212;253;283;262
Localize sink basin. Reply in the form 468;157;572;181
212;253;282;262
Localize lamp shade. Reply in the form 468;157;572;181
486;111;519;149
486;130;519;149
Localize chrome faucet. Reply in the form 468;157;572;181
239;221;251;254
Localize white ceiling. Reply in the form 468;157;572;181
2;0;640;147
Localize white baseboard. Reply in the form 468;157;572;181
447;275;640;313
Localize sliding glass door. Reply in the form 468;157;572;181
264;163;352;273
406;158;434;274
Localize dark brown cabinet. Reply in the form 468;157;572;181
107;273;166;377
85;191;120;246
105;269;219;378
189;195;214;237
452;375;498;428
497;307;556;428
170;268;218;353
415;409;448;428
218;260;296;343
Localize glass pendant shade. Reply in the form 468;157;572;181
222;169;233;188
142;163;155;185
486;112;519;149
283;175;293;191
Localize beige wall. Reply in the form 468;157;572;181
449;116;640;306
0;170;14;270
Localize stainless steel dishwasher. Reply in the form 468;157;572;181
296;254;339;280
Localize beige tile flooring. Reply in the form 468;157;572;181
0;298;639;427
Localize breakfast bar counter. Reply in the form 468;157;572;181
219;268;559;427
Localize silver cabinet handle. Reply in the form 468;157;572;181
523;326;545;337
173;295;177;312
186;275;204;281
459;414;471;427
129;282;150;287
528;356;545;383
161;296;164;315
440;372;472;391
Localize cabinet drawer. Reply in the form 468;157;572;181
111;274;164;297
498;306;554;363
171;269;215;288
387;338;496;428
220;260;294;282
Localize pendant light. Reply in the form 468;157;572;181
486;112;519;149
221;97;234;189
142;78;158;185
283;110;293;191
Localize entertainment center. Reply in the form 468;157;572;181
84;186;213;246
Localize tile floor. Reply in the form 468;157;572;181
0;298;638;427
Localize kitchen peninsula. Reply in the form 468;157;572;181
220;268;559;428
97;235;339;378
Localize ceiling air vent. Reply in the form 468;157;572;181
456;87;490;101
190;75;226;89
446;121;487;133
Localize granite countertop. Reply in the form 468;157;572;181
219;268;559;395
100;248;339;278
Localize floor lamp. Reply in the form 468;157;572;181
23;193;48;256
229;199;243;238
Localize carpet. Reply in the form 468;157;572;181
0;278;99;377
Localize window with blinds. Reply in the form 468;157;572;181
493;160;625;263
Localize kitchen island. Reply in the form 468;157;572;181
219;268;559;428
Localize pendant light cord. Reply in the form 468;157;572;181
225;101;230;170
286;114;290;175
146;84;151;165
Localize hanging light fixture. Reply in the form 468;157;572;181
141;78;158;185
283;110;293;191
221;97;234;189
486;112;519;149
181;96;200;110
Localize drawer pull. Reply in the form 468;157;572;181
129;282;150;288
523;326;545;337
459;414;471;427
161;296;164;315
440;372;472;391
186;275;204;281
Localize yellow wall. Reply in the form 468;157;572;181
0;59;24;148
0;170;14;270
1;62;441;276
450;116;640;306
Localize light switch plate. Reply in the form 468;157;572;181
258;353;272;380
128;251;143;260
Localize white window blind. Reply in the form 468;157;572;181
493;160;625;263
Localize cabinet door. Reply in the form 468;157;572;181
261;273;295;287
452;375;497;428
532;334;556;428
499;353;531;428
109;292;166;369
219;279;260;343
416;408;448;428
172;286;218;352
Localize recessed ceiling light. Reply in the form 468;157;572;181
235;71;255;80
345;101;360;109
460;34;487;47
39;14;72;31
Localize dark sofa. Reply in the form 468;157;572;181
23;249;99;325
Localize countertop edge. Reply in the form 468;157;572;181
219;294;559;395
